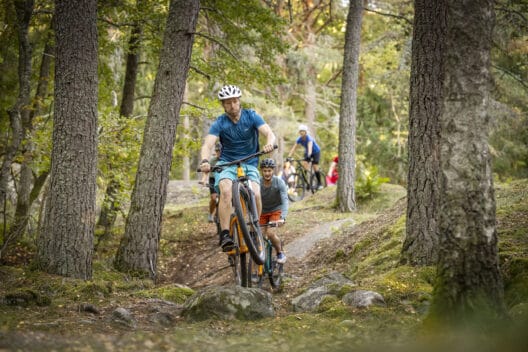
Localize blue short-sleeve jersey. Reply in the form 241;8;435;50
296;134;321;155
209;109;265;167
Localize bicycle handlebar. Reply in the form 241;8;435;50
261;219;285;228
197;145;278;173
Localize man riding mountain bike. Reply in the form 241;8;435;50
199;85;276;251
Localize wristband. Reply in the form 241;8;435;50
201;159;209;164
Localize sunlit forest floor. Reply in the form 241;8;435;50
1;180;527;351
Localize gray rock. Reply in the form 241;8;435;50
148;312;176;327
111;307;137;328
308;271;356;290
182;285;274;321
292;286;332;312
342;290;385;308
292;272;356;312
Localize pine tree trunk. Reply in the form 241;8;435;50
337;0;362;212
431;0;506;322
401;0;446;266
114;0;200;279
36;0;98;280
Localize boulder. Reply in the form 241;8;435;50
182;285;274;321
342;290;386;308
292;271;356;312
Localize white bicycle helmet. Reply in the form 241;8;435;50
218;85;242;100
298;124;308;132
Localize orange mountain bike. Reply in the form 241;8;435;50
209;149;274;287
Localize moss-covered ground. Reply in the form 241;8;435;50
1;180;527;351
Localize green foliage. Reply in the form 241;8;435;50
355;158;390;200
97;110;144;206
192;0;288;89
490;112;528;179
490;0;528;179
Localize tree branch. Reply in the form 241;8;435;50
189;65;211;80
495;6;528;23
182;101;207;110
492;64;528;90
193;32;239;61
363;7;412;25
97;17;134;28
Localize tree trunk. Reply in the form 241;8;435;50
2;17;54;260
336;0;362;212
119;17;141;118
182;113;191;181
401;0;446;266
0;0;33;214
431;0;506;323
114;0;200;279
304;73;316;136
36;0;98;280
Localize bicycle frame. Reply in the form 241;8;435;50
249;222;283;291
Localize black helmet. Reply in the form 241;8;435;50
260;158;276;169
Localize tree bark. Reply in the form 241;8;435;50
36;0;98;280
401;0;446;266
431;0;506;322
336;0;362;212
114;0;200;279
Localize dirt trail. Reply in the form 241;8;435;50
285;218;354;259
163;180;356;293
166;180;353;261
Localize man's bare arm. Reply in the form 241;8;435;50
200;134;217;172
258;123;276;153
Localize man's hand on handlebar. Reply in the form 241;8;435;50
262;144;277;153
200;159;210;173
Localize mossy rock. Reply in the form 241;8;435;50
3;289;51;307
136;284;195;304
509;302;528;321
78;281;113;298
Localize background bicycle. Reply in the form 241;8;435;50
286;157;326;202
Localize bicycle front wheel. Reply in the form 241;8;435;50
248;259;264;288
288;173;305;202
229;219;248;287
233;181;266;265
269;259;283;291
